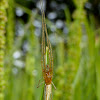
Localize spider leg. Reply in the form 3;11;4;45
51;81;56;90
37;77;44;88
37;81;44;88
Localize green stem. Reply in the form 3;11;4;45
0;0;8;99
46;46;48;65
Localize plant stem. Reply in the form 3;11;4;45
0;0;8;99
46;46;48;65
44;84;52;100
44;46;52;100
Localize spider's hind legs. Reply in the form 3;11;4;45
51;81;56;90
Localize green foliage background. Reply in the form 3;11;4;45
0;0;100;100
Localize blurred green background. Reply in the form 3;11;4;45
0;0;100;100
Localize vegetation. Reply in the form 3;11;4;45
0;0;8;100
0;0;100;100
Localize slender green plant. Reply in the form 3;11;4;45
53;40;65;100
65;0;87;99
0;0;8;99
70;1;96;100
5;0;14;99
6;0;14;53
25;14;37;100
96;30;100;100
